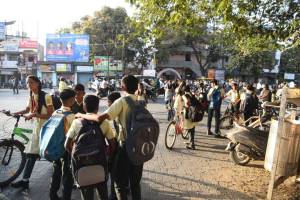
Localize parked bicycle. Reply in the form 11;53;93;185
0;110;32;187
165;116;189;149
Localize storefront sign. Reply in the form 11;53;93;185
39;64;55;72
76;65;93;72
19;40;38;49
56;63;72;72
4;43;19;52
284;73;295;80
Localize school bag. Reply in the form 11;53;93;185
124;96;159;166
71;119;108;188
39;110;72;162
185;94;204;122
40;91;62;110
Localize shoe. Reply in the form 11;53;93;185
214;134;222;138
11;180;29;189
186;145;196;150
207;130;212;135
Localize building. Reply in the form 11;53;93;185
156;45;227;80
0;36;43;86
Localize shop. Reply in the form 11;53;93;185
37;64;56;87
75;65;93;87
56;63;74;85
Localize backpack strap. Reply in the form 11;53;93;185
124;96;137;110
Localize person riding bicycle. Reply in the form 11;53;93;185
11;75;54;189
224;82;240;116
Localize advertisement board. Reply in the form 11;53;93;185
94;56;123;71
4;43;19;52
56;63;72;72
215;69;225;81
0;22;5;40
284;73;295;80
19;40;38;49
207;69;215;79
143;69;156;77
39;64;55;72
46;34;89;62
76;66;93;72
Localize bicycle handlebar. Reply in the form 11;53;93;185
0;110;23;118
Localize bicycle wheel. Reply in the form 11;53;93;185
165;121;177;149
0;139;26;187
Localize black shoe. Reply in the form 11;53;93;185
207;130;212;135
214;134;222;138
186;145;196;150
11;180;29;189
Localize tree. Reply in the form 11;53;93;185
281;46;300;73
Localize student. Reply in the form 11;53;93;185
58;77;68;93
76;75;143;200
11;75;54;189
72;83;86;114
135;83;147;107
65;95;116;200
49;89;76;200
107;92;122;200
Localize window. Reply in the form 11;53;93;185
8;54;19;61
185;54;191;61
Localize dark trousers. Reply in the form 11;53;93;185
80;182;108;200
188;127;195;147
207;107;221;134
113;145;143;200
13;86;19;94
23;154;38;180
49;152;73;200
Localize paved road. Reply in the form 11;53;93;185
0;89;298;200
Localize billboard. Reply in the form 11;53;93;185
94;56;123;71
56;63;72;72
0;22;5;40
19;40;38;49
46;34;89;62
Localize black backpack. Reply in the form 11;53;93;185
51;94;62;110
71;119;107;188
185;94;204;122
124;97;159;166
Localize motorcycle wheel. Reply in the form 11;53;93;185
230;148;251;166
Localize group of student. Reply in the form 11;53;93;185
10;75;145;200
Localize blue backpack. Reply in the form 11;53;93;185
40;110;72;162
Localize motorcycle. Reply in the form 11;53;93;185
225;122;269;166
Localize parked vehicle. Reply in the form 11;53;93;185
225;123;269;166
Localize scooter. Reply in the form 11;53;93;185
225;122;269;166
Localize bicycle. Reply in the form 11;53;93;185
165;115;189;150
166;99;175;121
0;110;32;187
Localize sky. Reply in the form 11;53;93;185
0;0;134;45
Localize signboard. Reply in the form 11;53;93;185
39;64;55;72
0;22;5;40
94;56;122;71
4;43;19;52
76;65;93;72
46;34;89;62
215;69;225;81
56;63;72;72
19;40;38;49
143;69;156;77
284;73;295;80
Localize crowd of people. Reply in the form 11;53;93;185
5;73;296;200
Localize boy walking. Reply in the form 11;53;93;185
49;89;76;200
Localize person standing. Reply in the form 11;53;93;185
224;82;240;115
240;84;258;124
72;84;86;114
207;79;224;137
13;76;19;94
11;75;54;189
59;77;68;93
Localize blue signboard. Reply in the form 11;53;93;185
0;22;5;40
46;34;89;62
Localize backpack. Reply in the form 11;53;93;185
185;94;204;122
124;97;160;166
39;110;72;162
210;88;222;109
71;119;107;188
51;94;62;110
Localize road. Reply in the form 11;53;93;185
0;89;298;200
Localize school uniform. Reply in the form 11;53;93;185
105;93;143;200
67;114;114;200
49;106;75;200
